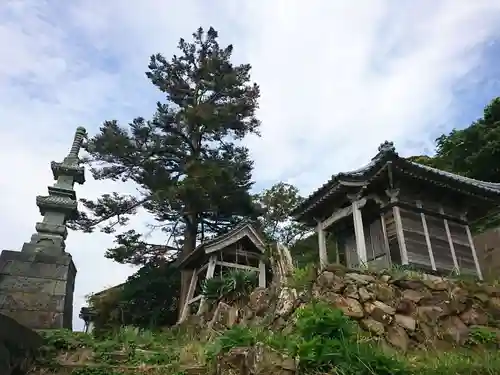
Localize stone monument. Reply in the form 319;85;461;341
0;127;87;330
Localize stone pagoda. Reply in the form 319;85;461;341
0;127;87;330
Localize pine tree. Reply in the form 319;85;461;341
254;182;308;246
72;26;261;312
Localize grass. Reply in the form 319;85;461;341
33;326;205;374
33;264;500;375
33;305;500;375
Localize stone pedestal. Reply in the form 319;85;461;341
0;250;76;330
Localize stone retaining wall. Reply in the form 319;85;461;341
203;264;500;353
307;265;500;351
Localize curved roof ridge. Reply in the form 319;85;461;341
408;160;500;192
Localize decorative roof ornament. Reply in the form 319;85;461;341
22;127;87;256
378;140;396;154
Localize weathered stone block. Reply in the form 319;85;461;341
0;309;64;329
0;275;67;295
0;250;76;330
0;250;74;279
0;292;66;312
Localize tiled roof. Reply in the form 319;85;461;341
292;141;500;218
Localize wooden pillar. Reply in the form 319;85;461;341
206;255;217;279
393;206;409;265
417;201;436;271
258;259;266;287
386;189;408;265
180;269;198;322
197;255;217;315
380;213;392;266
316;221;328;269
335;237;340;264
461;215;483;280
351;199;367;266
440;207;459;273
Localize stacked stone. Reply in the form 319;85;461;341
205;263;500;352
0;127;87;330
307;265;500;351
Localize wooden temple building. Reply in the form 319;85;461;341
177;220;267;321
292;141;500;279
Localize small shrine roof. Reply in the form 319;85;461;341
176;220;266;269
292;141;500;220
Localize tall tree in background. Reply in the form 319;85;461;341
409;97;500;182
72;27;261;310
432;97;500;183
253;182;338;268
408;97;500;230
254;182;308;246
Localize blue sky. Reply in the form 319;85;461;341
1;0;500;331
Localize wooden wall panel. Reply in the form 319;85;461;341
383;210;401;265
400;208;433;268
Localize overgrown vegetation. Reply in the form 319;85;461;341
87;260;180;336
36;300;500;375
201;269;258;304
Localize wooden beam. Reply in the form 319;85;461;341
320;198;367;230
335;237;340;264
196;264;208;275
317;221;328;269
233;249;262;259
180;270;198;322
259;260;266;288
391;201;467;224
187;295;202;304
417;201;436;271
393;206;409;265
380;213;392;267
352;200;367;266
215;261;260;272
461;214;484;280
197;255;217;315
440;207;459;272
206;255;217;279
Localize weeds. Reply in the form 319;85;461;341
201;269;258;303
37;297;500;375
288;264;316;291
466;326;498;347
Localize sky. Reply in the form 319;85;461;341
1;0;500;331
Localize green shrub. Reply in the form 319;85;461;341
466;326;498;347
292;302;408;374
334;340;409;375
288;264;316;291
205;326;256;362
201;269;258;303
294;301;355;341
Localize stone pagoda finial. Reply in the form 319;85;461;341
22;126;87;256
67;126;87;159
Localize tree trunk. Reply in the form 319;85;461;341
178;219;198;320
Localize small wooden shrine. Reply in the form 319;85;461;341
177;220;267;322
292;141;500;279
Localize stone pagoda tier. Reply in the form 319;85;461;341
0;127;87;330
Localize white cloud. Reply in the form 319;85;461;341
1;0;500;330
